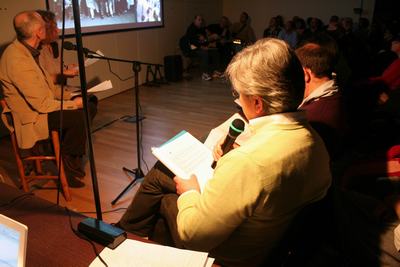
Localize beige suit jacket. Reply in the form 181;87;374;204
0;39;78;149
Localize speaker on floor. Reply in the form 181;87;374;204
164;55;183;82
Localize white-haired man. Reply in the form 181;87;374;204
118;38;331;267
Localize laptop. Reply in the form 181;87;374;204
0;214;28;267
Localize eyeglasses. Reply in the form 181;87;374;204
231;89;239;99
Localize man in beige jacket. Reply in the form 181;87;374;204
0;11;87;187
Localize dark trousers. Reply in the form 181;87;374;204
197;48;220;74
118;161;183;246
47;99;97;156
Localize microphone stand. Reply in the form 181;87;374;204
71;0;102;220
84;53;159;205
71;0;127;249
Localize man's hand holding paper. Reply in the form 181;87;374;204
174;175;201;195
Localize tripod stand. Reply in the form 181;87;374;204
112;61;144;205
85;54;159;205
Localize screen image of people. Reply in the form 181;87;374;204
48;0;162;33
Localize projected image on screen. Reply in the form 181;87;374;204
47;0;163;35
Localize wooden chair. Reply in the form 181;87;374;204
0;99;71;201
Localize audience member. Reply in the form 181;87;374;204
275;15;284;29
296;34;347;159
206;16;233;71
231;12;256;47
118;38;331;267
303;17;323;40
370;34;400;90
338;17;368;78
278;20;298;48
180;15;220;81
324;15;344;42
355;17;371;45
368;22;398;76
181;15;207;53
294;17;307;44
0;11;86;187
263;16;281;38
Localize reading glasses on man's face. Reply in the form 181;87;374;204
231;89;239;99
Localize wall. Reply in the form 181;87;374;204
222;0;375;39
0;0;223;99
0;0;376;99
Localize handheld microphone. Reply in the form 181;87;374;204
211;118;245;169
63;41;94;54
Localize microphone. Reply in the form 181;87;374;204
63;41;95;55
211;118;245;169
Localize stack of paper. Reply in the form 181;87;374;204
151;131;214;192
90;239;214;267
70;80;113;97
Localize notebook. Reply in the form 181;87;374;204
0;214;28;267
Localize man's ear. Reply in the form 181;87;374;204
254;96;265;115
303;67;311;83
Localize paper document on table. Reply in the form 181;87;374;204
70;80;113;96
89;239;214;267
204;113;250;150
151;131;214;192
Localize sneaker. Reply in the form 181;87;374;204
201;73;212;81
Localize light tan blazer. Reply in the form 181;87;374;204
0;39;78;149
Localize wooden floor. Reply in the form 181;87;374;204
0;75;237;223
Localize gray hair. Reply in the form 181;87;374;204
226;38;305;114
14;11;44;41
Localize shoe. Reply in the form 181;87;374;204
201;73;212;81
63;155;85;178
66;175;85;188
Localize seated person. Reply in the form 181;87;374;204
296;34;347;159
278;20;298;49
370;34;400;91
180;15;221;81
37;9;97;120
230;12;256;47
206;16;233;71
118;38;332;267
263;16;281;38
0;11;88;187
36;10;79;85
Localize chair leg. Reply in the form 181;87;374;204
51;131;72;201
35;159;43;174
10;134;29;192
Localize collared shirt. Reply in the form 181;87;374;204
20;40;41;65
249;111;306;128
243;111;307;140
299;79;339;108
